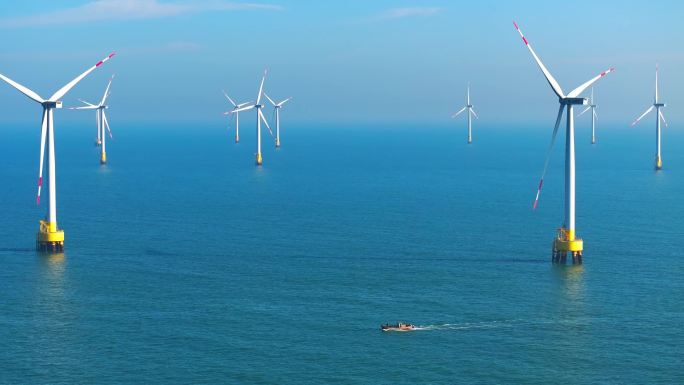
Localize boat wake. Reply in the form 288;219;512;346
413;320;515;331
411;317;594;332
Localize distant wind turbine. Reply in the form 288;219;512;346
231;70;273;165
264;93;292;148
222;90;252;143
71;75;116;164
577;87;599;144
631;65;668;170
451;84;478;143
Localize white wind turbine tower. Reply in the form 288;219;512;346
264;93;292;148
451;84;478;143
0;52;115;252
231;70;273;165
222;90;252;143
71;75;115;164
631;65;668;170
577;87;599;144
514;21;614;264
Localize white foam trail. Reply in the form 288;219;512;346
413;317;595;332
416;322;504;331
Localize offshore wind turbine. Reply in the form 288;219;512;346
264;93;292;148
577;87;599;144
231;70;272;165
514;21;614;264
451;84;478;143
0;52;115;252
222;90;252;143
71;75;115;164
631;65;668;170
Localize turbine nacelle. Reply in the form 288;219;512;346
42;101;63;109
654;103;666;107
560;97;587;106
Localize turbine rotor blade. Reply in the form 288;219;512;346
659;110;668;127
69;105;98;110
264;93;276;106
50;52;115;101
36;109;48;205
258;109;273;137
101;74;115;105
655;64;659;103
78;98;96;106
237;101;253;108
278;97;292;107
256;69;267;105
513;21;565;99
593;109;598;120
567;67;615;98
631;106;654;126
451;107;467;118
469;107;478;119
0;72;44;103
533;104;564;210
103;111;113;138
232;104;255;114
222;90;237;107
577;106;591;117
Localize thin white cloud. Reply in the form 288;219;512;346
375;6;443;20
0;41;203;61
163;41;202;52
119;40;204;55
0;0;282;28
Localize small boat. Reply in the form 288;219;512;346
381;322;416;332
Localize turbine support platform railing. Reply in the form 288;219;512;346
36;220;64;252
552;227;583;264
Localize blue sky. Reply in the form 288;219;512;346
0;0;681;126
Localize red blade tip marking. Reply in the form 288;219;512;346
95;60;104;67
38;177;42;186
522;37;528;45
36;196;40;205
513;21;519;29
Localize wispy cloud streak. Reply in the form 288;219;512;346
374;6;443;20
0;0;282;28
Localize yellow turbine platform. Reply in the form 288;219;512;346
256;153;263;165
552;228;583;264
36;220;64;252
100;152;107;164
655;156;663;170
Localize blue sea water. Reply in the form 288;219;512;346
0;122;682;384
